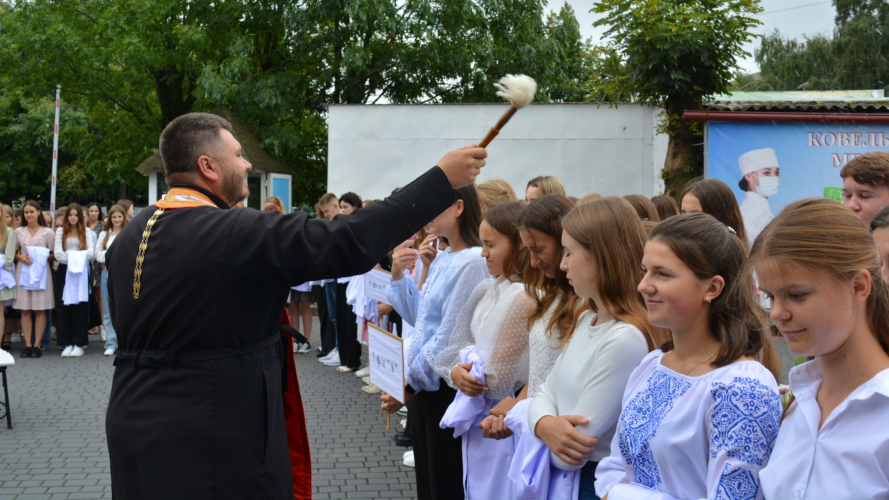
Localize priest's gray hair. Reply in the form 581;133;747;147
159;113;233;178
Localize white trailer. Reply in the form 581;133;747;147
327;103;668;200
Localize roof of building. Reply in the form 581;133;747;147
705;90;889;113
135;105;290;176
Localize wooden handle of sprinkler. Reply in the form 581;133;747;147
479;106;518;148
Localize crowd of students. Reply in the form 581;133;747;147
1;199;134;358
305;154;889;500
4;149;888;499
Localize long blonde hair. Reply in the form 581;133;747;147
527;176;567;198
562;197;666;350
0;204;14;243
264;196;285;214
102;205;128;249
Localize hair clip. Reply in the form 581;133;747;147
726;226;737;235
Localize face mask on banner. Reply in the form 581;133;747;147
757;176;780;197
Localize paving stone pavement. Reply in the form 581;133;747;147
0;320;417;500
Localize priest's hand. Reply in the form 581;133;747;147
437;145;487;188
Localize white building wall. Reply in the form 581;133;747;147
328;103;667;201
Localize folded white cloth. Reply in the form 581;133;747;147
0;256;16;290
62;250;89;305
0;348;14;366
21;246;50;291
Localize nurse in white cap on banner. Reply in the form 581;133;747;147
738;147;780;247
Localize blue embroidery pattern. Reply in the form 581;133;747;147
709;377;782;465
710;376;781;499
618;370;692;488
715;465;759;500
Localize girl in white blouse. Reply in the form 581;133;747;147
595;213;782;500
54;203;95;357
437;201;536;500
480;193;586;441
754;199;889;500
530;197;666;500
96;204;127;356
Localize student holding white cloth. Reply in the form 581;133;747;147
54;203;94;358
0;210;17;352
529;198;664;500
436;201;536;500
13;200;55;359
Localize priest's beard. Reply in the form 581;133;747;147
220;164;248;206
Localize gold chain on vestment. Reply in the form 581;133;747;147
133;208;164;299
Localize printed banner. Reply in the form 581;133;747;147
364;268;392;304
368;324;405;404
707;121;889;243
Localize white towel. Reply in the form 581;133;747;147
21;246;50;291
0;256;16;290
62;250;89;305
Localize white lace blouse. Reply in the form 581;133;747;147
527;304;563;398
595;350;782;500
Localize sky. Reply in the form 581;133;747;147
551;0;838;74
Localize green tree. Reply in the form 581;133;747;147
753;0;889;92
589;0;763;195
1;0;588;206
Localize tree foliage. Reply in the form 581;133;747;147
751;0;888;92
588;0;763;195
0;0;588;206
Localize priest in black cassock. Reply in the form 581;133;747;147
104;112;487;500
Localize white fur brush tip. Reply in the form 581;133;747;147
494;74;537;109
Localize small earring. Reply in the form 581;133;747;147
705;297;711;304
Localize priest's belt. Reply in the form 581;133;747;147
114;334;281;370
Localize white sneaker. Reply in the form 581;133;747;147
318;349;338;363
104;348;115;356
403;450;415;468
10;332;21;343
323;354;341;366
298;343;312;353
355;366;370;377
61;345;74;357
70;346;85;357
403;450;412;460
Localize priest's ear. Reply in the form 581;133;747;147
197;154;223;183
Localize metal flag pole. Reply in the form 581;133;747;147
50;85;61;214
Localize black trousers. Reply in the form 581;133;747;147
313;285;336;354
335;282;361;368
56;264;90;348
411;383;464;500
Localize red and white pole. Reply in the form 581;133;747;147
50;85;61;214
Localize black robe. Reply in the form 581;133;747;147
105;167;455;499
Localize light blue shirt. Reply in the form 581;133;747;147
386;246;489;392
